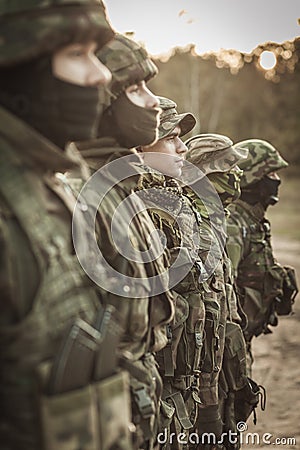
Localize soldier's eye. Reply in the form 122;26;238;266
127;84;139;93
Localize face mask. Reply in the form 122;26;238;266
258;175;281;207
208;168;242;206
0;56;101;148
98;92;159;148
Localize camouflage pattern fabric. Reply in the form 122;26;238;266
185;133;248;178
67;138;174;450
157;96;196;139
135;169;206;450
0;106;132;450
227;200;286;344
98;33;158;97
0;0;114;67
184;133;251;448
233;139;288;188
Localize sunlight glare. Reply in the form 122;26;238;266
259;51;277;70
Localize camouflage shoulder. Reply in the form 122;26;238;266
226;214;245;276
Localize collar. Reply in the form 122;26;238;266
73;137;142;171
0;105;80;173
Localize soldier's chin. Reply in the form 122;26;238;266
164;166;182;179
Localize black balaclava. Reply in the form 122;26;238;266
241;175;281;209
98;91;159;148
0;56;101;149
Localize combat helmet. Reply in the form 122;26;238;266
0;0;114;67
98;33;158;97
234;139;288;187
185;133;248;175
158;96;196;139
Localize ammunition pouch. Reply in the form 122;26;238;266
47;305;122;395
275;265;298;316
175;291;206;378
201;298;221;375
120;353;161;447
41;371;132;450
156;292;189;378
159;398;176;434
234;377;266;425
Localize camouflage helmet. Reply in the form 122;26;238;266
98;33;158;97
234;139;289;187
158;96;196;139
185;133;248;175
0;0;114;67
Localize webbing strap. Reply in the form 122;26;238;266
193;317;205;372
166;391;193;430
163;325;174;377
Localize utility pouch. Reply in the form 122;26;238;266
276;265;298;316
222;322;247;392
176;291;205;376
47;305;119;394
121;353;160;443
47;318;101;394
201;299;220;374
95;371;132;450
158;399;176;433
41;372;132;450
156;292;189;378
234;377;266;425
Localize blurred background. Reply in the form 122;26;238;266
105;1;300;446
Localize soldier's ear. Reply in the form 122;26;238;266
136;146;143;153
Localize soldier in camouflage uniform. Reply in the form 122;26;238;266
0;2;136;450
226;139;298;376
67;34;174;450
137;97;211;449
185;134;250;449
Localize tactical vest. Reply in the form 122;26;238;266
0;145;132;450
227;200;284;339
136;171;206;444
67;149;174;450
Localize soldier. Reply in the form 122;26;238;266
66;34;174;450
185;134;251;449
0;2;134;450
138;97;212;449
226;139;298;376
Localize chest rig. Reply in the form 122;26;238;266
0;145;104;447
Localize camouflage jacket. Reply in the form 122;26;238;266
134;169;207;443
184;188;243;406
0;107;132;450
226;199;286;339
68;137;174;449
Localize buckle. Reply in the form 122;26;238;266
133;386;154;419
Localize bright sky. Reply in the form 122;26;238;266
105;0;300;56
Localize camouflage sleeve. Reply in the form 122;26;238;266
226;215;245;279
0;206;18;321
0;201;39;322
